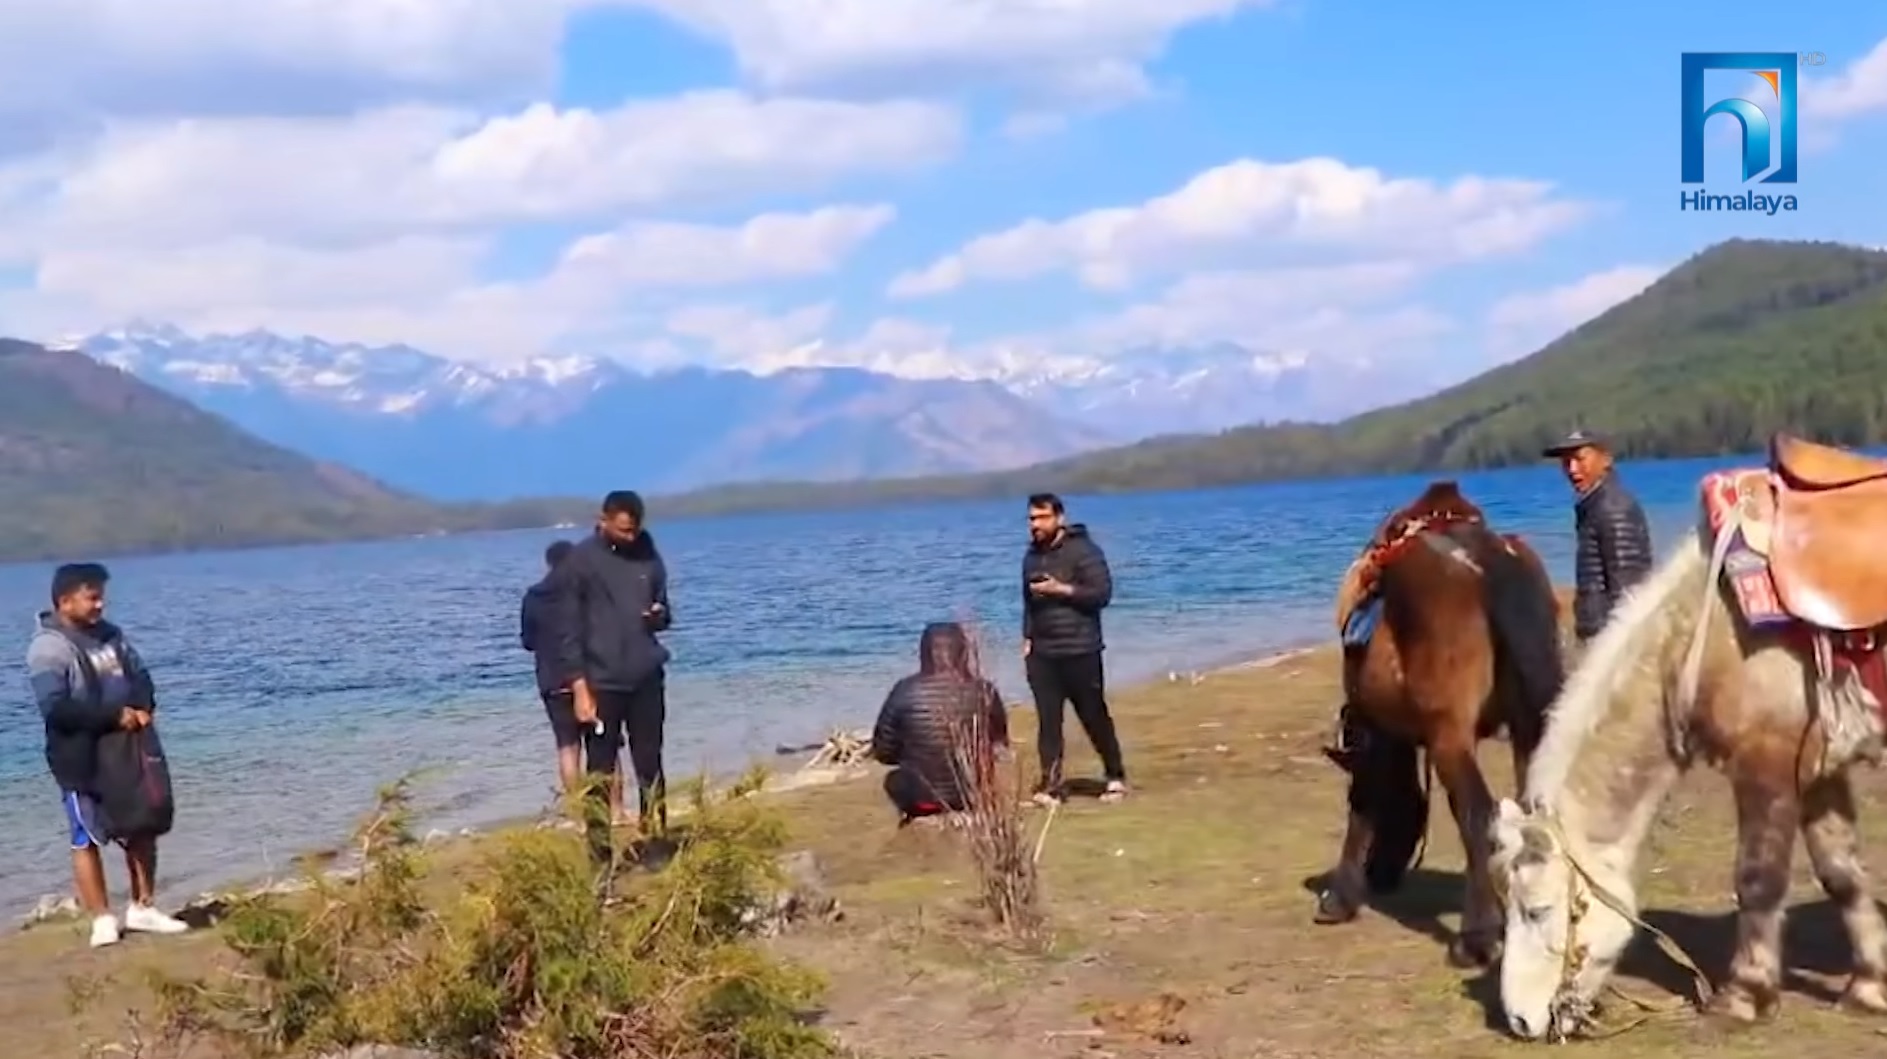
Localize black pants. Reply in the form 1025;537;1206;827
883;768;963;819
1025;651;1125;790
584;677;667;830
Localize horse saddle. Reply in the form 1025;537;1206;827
1767;433;1887;630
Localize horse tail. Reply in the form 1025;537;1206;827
1476;533;1565;759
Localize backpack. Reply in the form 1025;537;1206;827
63;630;175;841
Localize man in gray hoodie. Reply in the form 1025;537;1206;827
26;562;189;948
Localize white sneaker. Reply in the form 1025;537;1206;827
123;902;189;935
89;914;121;948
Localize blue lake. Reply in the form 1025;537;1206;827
0;454;1752;914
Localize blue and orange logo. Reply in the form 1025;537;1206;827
1680;52;1797;184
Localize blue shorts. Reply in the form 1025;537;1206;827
61;790;104;850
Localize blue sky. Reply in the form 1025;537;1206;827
0;0;1879;392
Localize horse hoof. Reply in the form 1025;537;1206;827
1312;888;1359;925
1447;935;1499;969
1705;987;1778;1024
1841;977;1887;1014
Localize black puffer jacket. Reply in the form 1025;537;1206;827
871;623;1009;809
1572;474;1654;640
1021;524;1113;657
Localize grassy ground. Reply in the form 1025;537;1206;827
14;642;1887;1057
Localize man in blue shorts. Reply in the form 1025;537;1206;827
26;563;189;948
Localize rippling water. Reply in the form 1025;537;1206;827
0;454;1750;913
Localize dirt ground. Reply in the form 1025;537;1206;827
15;642;1887;1058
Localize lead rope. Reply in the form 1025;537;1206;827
1547;817;1713;1039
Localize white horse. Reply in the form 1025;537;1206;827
1489;525;1887;1040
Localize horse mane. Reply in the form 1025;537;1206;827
1521;530;1710;805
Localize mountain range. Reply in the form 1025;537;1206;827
66;325;1349;500
653;237;1887;514
5;237;1879;561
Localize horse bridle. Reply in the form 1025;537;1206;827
1496;810;1711;1040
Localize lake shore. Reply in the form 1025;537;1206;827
18;641;1322;931
27;580;1886;1059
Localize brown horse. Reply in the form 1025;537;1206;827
1315;481;1565;968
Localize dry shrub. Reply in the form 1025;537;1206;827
945;620;1050;948
150;770;833;1059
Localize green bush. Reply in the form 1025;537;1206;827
156;771;834;1059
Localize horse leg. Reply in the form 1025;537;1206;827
1507;740;1533;800
1314;807;1371;925
1800;770;1887;1013
1431;737;1500;968
1710;765;1801;1022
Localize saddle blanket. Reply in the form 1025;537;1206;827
1700;469;1792;630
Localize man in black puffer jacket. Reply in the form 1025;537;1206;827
1543;431;1654;643
1020;492;1126;805
549;490;674;853
870;622;1009;824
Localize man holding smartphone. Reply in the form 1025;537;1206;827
1021;492;1127;805
549;491;674;859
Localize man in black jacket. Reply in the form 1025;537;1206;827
520;539;578;795
1543;431;1654;643
549;491;674;848
1021;492;1127;805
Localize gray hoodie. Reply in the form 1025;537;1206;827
26;613;155;790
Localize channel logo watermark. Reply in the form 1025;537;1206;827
1678;51;1819;215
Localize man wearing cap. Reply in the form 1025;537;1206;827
1543;430;1653;644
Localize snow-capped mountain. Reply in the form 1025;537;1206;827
78;322;619;426
997;343;1322;435
58;323;1403;500
63;324;1117;500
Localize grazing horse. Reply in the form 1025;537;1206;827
1492;434;1887;1041
1317;481;1566;968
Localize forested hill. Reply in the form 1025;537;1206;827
0;339;578;561
658;238;1887;516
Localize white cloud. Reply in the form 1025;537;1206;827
665;303;836;364
0;94;955;261
1483;263;1663;361
627;0;1276;108
1810;37;1887;124
0;1;1662;390
559;205;895;289
1081;262;1421;346
888;157;1592;297
0;1;595;130
3;206;895;362
0;0;1285;128
743;260;1453;386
